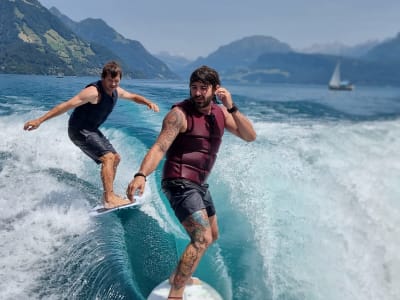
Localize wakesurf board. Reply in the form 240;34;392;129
147;279;223;300
89;195;144;217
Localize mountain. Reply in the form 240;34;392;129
364;33;400;63
182;32;400;86
50;7;178;79
154;51;193;74
217;52;341;84
238;52;351;84
2;0;400;85
181;35;292;76
0;0;177;78
0;0;121;76
224;51;400;86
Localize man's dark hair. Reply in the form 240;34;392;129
102;61;123;79
190;65;220;88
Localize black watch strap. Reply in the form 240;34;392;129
227;105;238;113
134;172;147;181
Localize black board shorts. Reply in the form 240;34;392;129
162;179;216;223
68;127;116;164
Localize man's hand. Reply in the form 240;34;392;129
148;102;160;112
215;87;233;109
23;119;41;131
126;176;146;201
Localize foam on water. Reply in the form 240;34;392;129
102;122;184;236
2;76;400;299
0;113;92;298
214;118;400;300
0;111;178;299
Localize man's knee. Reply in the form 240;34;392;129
100;152;120;164
113;153;121;165
192;230;213;251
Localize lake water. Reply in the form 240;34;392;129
0;74;399;300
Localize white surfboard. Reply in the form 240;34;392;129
147;279;223;300
89;195;144;217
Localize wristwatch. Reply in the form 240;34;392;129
227;104;238;113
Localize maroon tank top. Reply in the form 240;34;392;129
162;99;225;184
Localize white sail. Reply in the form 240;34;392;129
328;61;354;91
329;62;341;87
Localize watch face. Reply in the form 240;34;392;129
228;105;238;113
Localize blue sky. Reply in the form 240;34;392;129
39;0;400;59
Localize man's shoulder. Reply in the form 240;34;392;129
85;80;101;89
167;105;187;121
172;98;190;109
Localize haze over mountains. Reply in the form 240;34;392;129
2;0;400;86
299;40;381;58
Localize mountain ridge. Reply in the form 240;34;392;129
2;0;400;86
49;7;178;79
173;33;400;86
0;0;109;75
0;0;177;78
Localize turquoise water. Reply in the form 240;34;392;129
0;74;399;300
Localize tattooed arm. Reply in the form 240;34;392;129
126;107;186;199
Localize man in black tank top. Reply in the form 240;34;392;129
23;61;159;209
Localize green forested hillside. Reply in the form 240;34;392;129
0;0;177;78
2;0;400;85
0;0;113;75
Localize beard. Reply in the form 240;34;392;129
190;95;213;109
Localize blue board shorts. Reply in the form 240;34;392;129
162;179;216;223
68;127;116;164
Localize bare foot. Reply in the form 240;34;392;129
169;275;201;285
104;193;132;209
167;275;199;300
186;277;201;285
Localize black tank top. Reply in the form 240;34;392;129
68;80;117;130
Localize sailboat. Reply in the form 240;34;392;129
328;62;354;91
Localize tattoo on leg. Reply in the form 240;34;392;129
190;211;210;228
171;211;210;291
172;245;198;289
